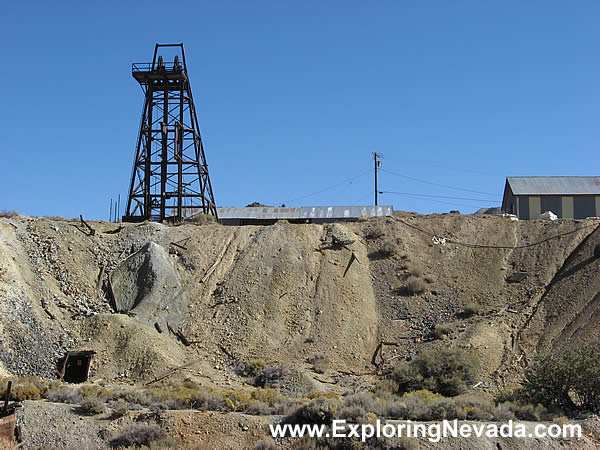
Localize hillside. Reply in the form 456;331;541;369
1;213;599;447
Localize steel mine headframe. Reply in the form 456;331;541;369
124;43;218;223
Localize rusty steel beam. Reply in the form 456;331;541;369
125;43;218;223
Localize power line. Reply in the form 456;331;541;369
277;170;371;205
380;191;498;203
380;168;498;197
395;217;599;250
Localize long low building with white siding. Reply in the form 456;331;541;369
213;205;394;225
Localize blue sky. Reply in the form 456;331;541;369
1;1;598;219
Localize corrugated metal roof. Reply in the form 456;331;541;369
215;205;393;220
507;177;600;195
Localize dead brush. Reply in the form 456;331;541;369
308;352;329;374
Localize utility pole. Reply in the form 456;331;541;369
373;152;382;205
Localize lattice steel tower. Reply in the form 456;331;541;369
124;43;217;223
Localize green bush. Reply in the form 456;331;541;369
391;348;479;397
500;401;548;421
523;343;600;413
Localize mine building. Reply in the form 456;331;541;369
502;176;600;219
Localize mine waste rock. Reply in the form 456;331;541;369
110;242;186;333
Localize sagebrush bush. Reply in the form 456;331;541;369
365;224;386;240
47;387;82;404
79;384;108;399
410;266;424;278
246;400;276;416
234;359;271;378
0;210;18;218
110;424;166;447
254;364;286;387
309;352;329;374
0;377;52;401
254;439;278;450
79;398;106;415
375;378;399;394
189;213;216;224
251;387;281;407
463;302;481;316
434;323;453;339
379;238;400;257
392;348;479;397
108;398;130;418
500;401;548;421
286;396;339;425
335;392;383;423
405;276;426;295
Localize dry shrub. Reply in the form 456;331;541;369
463;302;480;316
189;213;216;225
254;439;278;450
108;398;130;418
434;323;453;339
410;266;424;278
375;378;399;394
254;364;314;397
251;387;281;406
309;352;329;374
405;276;426;295
365;224;386;240
234;359;271;378
379;238;400;257
1;376;51;401
79;384;108;400
47;387;82;404
79;397;106;415
336;392;382;423
286;396;339;425
245;400;276;415
0;210;18;218
110;423;166;447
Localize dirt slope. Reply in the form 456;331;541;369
0;214;598;392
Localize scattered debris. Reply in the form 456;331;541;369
201;243;229;283
145;358;203;385
343;252;361;277
506;271;528;283
1;381;18;444
79;215;96;236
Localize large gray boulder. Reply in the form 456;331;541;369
110;242;186;333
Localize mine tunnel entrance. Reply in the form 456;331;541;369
60;351;95;383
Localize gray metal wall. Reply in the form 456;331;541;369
514;196;600;219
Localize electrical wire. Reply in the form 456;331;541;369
380;168;498;197
395;217;599;250
380;191;498;203
277;170;371;205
